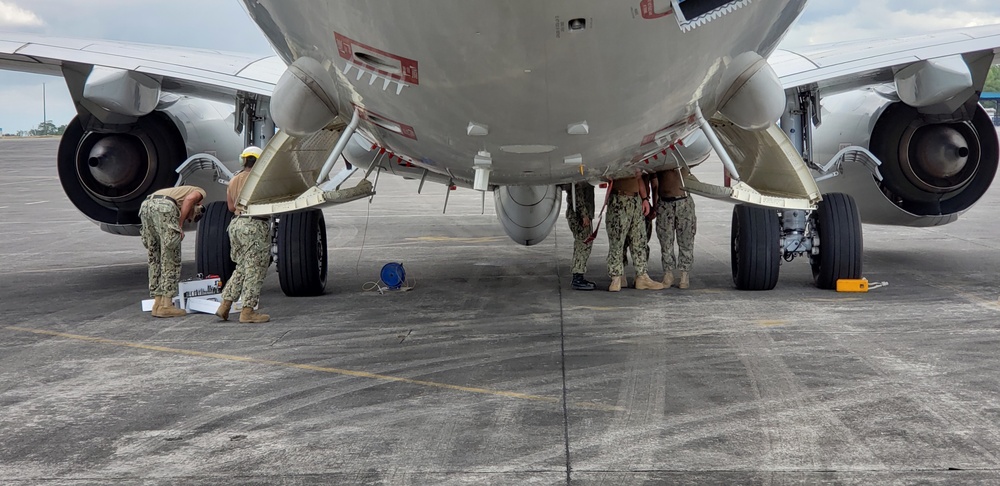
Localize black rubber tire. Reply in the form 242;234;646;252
277;209;328;296
811;193;863;289
196;201;236;284
731;204;781;291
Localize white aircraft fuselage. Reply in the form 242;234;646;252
242;0;808;185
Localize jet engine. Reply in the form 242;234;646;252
494;185;562;246
57;97;245;235
812;89;999;226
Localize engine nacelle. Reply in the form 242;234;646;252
58;97;245;235
494;185;561;246
812;89;999;226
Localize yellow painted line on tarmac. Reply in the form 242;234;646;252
404;236;507;244
6;326;623;412
757;320;788;327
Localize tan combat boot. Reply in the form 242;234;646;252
662;271;674;287
215;300;233;321
240;307;270;323
635;273;666;290
608;276;622;292
151;296;163;314
621;273;629;288
153;296;186;318
678;271;690;289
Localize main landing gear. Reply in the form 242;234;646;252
196;207;328;297
275;209;328;297
730;192;863;290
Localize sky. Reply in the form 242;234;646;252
1;0;1000;133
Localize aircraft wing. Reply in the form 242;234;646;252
0;32;282;102
769;23;1000;231
772;24;1000;94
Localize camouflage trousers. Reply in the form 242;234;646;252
222;217;271;308
566;213;594;274
655;197;697;272
606;193;648;277
139;198;182;298
623;218;652;268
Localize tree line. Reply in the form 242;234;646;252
27;121;67;136
987;65;1000;93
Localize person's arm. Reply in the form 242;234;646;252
178;192;203;239
227;185;238;213
178;195;198;224
637;173;651;217
568;183;590;227
227;171;243;213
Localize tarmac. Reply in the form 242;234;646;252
3;137;1000;484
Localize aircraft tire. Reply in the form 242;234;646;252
810;193;863;289
277;209;328;296
196;201;236;285
731;204;780;290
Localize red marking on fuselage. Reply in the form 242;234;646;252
335;32;419;85
639;0;673;19
355;105;418;141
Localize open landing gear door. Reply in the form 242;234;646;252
684;119;821;210
218;118;376;297
237;123;373;217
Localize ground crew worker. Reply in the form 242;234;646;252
563;181;596;290
621;173;655;288
139;185;206;317
655;167;697;289
605;173;665;292
216;146;272;323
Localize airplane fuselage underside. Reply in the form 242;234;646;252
242;0;807;186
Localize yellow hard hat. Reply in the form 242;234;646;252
240;146;263;159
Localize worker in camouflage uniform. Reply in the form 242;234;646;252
621;172;654;288
654;168;697;289
140;185;206;317
216;146;272;323
605;173;665;292
563;181;596;290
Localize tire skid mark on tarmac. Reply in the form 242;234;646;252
561;283;1000;470
562;297;880;471
3;326;611;473
4;326;621;410
820;269;1000;465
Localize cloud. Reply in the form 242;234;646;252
0;1;43;28
783;0;1000;47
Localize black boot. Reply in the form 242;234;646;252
572;273;596;291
